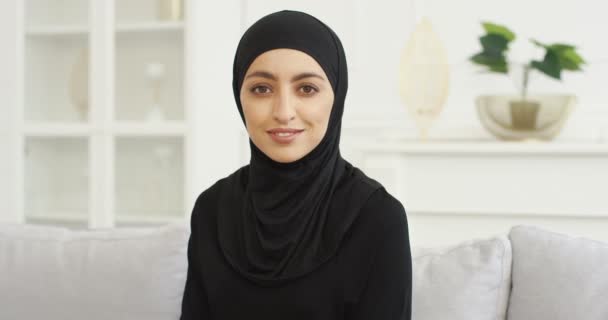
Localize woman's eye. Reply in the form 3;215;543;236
251;86;271;94
300;85;318;95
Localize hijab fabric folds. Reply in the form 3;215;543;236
217;10;382;287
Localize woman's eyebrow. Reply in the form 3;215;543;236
292;72;325;82
245;71;325;82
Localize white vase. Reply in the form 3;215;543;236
399;17;450;139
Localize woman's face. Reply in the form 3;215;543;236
240;48;334;163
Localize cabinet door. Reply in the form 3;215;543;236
19;0;189;228
25;0;91;123
24;137;90;228
113;0;187;227
22;0;92;228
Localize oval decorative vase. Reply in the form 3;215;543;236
69;47;89;121
399;17;450;139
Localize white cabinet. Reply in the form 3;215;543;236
342;138;608;246
8;0;193;228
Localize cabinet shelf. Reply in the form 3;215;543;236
25;21;184;37
112;122;187;136
21;122;188;137
116;22;184;33
27;212;87;222
23;123;94;137
26;25;88;37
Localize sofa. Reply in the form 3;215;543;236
1;222;607;320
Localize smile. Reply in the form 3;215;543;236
268;130;303;144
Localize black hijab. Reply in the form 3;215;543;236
217;10;382;287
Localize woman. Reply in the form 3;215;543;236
180;10;412;320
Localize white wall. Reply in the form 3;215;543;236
186;0;243;206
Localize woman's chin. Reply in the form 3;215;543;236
271;155;302;164
267;150;305;164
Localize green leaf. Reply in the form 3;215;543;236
480;34;510;55
531;39;549;49
470;53;508;73
559;48;585;70
549;43;576;52
531;40;586;72
482;22;516;41
562;48;584;63
470;52;506;64
531;51;562;80
488;64;509;73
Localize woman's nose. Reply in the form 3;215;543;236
272;88;296;123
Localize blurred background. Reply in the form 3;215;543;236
1;0;607;248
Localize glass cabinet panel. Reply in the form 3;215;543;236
26;0;89;27
24;1;90;123
114;137;184;223
116;0;184;24
114;32;184;122
24;137;89;228
115;0;185;122
113;0;187;227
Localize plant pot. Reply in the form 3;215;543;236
476;94;576;141
509;100;540;130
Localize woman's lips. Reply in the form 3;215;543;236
267;130;304;144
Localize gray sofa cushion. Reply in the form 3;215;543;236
412;235;512;320
0;222;189;320
507;225;608;320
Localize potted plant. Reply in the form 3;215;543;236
470;22;586;140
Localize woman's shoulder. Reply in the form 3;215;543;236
190;165;248;224
342;160;408;233
357;187;408;235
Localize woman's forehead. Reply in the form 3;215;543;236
244;49;327;79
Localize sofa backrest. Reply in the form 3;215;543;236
412;235;512;320
0;222;189;320
507;225;608;320
1;222;523;320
